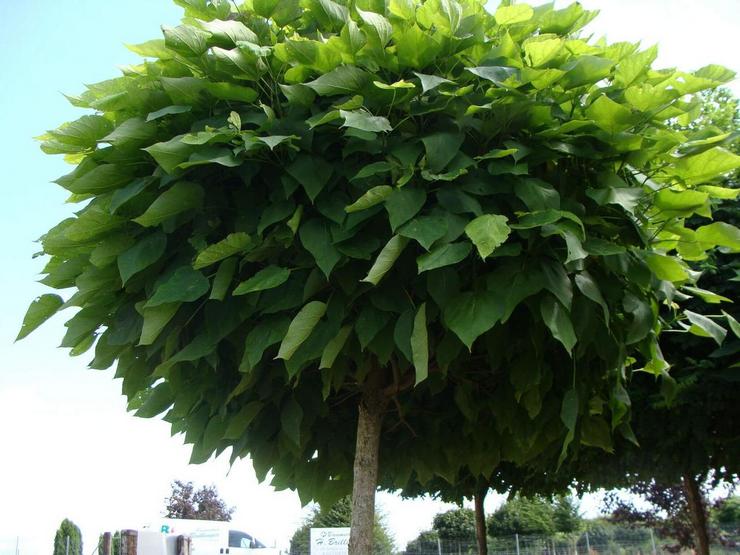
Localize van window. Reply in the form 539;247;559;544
228;530;266;548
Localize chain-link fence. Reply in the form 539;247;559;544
396;528;740;554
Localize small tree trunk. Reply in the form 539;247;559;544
682;473;710;555
474;484;488;555
348;387;387;555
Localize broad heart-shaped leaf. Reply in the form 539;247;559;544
57;164;134;195
357;7;392;46
135;382;174;419
444;291;504;350
494;4;533;25
133;182;204;228
685;310;727;346
422;132;464;173
118;232;167;285
540;295;577;354
146;105;192;122
398;216;448;250
305;65;369;96
276;301;327;361
340;110;392;133
395;24;442;70
585;95;638;134
672;147;740;185
287;155;333;202
695;222;740;250
17;294;64;340
45;114;113;148
163;24;209;57
345;186;393;213
464;214;511;259
144;136;195;174
233;266;291;295
145;266;210;308
362;235;409;285
645;253;689;282
139;303;180;346
385;188;426;231
413;72;453;93
193;233;252;269
467;66;521;88
417;242;471;273
299;219;341;278
411;303;428;385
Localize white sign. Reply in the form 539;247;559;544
310;527;350;555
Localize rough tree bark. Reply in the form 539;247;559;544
682;473;710;555
474;483;489;555
348;385;387;555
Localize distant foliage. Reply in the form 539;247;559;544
433;508;477;541
164;480;234;521
97;531;121;555
53;519;82;555
289;497;393;554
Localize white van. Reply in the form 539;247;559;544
149;519;282;555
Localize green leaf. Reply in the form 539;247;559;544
413;72;453;93
645;253;689;282
163;24;210;57
494;4;533;25
240;316;290;371
467;66;521;88
300;219;341;278
345;186;394;213
586;95;638;134
287;155;333;202
722;311;740;339
58;164;134;195
560;388;579;457
145;266;210;307
695;222;740;251
45;115;113;148
385;188;426;231
206;82;259;103
110;178;154;214
193;233;252;269
135;382;174;418
281;398;303;446
139;303;180;345
575;272;609;321
395;24;442;70
306;65;369;96
144;136;195;174
682;286;731;305
444;291;504;349
102;117;157;146
340;109;392;133
673;147;740;186
224;402;263;439
233;266;291;295
210;258;238;301
319;325;352;369
276;301;327;360
417;242;471;273
685;310;727;346
540;295;577;354
146;105;192;122
411;303;428;385
654;189;708;212
118;232;167;284
133;182;204;227
464;214;511;259
362;235;409;285
561;56;614;89
17;294;64;340
398;216;448;250
422;132;464;173
357;8;392;46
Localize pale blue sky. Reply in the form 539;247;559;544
0;1;737;554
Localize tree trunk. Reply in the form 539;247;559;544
474;484;488;555
682;473;710;555
348;387;387;555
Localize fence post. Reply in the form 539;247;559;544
121;530;137;555
437;537;442;555
649;529;657;555
176;535;191;555
66;535;70;555
584;531;590;555
102;533;112;555
515;533;520;555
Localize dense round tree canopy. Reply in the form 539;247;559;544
21;0;740;520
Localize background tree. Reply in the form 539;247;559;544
164;480;234;521
20;0;740;553
432;508;477;543
288;497;393;555
486;496;581;538
53;519;82;555
97;532;121;555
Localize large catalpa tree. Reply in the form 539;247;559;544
19;0;740;552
